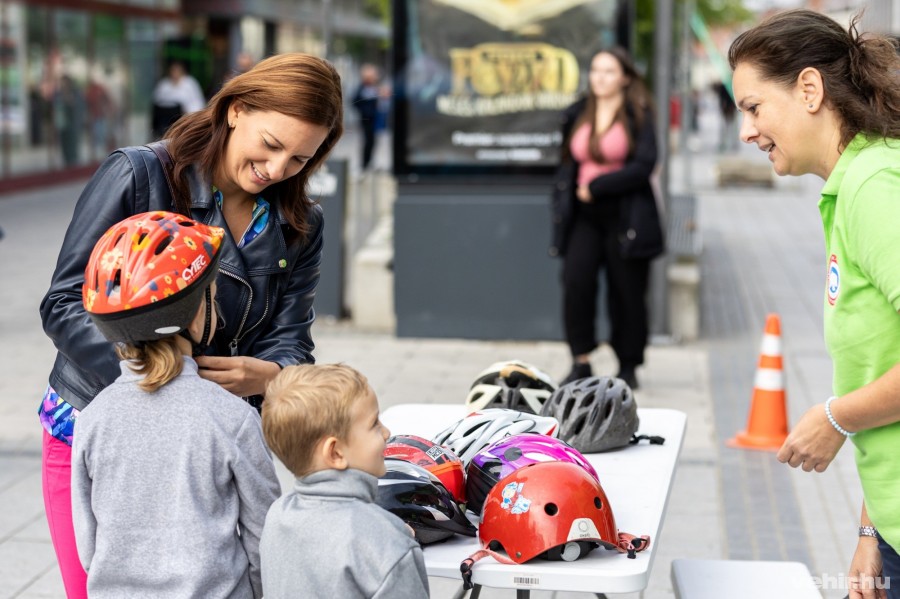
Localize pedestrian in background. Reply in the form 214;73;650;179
713;80;738;152
151;60;206;139
39;53;344;597
73;212;279;598
353;63;381;171
729;9;900;599
551;47;664;390
260;363;429;599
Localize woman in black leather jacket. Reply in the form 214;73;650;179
551;47;663;390
38;53;343;597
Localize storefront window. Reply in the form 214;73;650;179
53;9;89;168
0;1;177;182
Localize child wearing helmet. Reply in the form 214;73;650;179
71;211;281;598
260;364;429;599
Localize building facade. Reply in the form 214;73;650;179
0;0;387;191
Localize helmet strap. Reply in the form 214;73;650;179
629;433;666;446
616;531;652;558
179;286;213;357
460;548;517;589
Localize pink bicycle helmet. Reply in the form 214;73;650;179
465;433;598;516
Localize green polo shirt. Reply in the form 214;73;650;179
819;133;900;547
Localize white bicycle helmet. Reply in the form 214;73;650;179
432;408;559;466
465;360;558;414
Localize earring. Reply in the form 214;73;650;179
808;104;813;109
229;122;234;128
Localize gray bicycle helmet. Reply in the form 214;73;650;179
540;376;638;452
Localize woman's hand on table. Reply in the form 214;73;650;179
196;355;281;397
776;403;846;472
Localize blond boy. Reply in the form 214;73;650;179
260;364;429;599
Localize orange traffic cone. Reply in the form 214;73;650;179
727;313;789;451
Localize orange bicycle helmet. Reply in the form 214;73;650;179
83;211;224;345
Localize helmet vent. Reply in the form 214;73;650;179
571;414;586;436
561;397;575;423
154;234;174;255
600;398;613;422
544;502;559;516
594;496;603;509
503;447;523;461
109;269;122;296
581;391;596;408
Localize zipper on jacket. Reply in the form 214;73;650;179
219;266;272;356
219;267;253;355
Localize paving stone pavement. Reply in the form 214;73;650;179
0;111;863;598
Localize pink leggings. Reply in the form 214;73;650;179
42;431;88;598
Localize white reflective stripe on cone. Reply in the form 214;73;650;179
754;368;784;391
759;334;782;357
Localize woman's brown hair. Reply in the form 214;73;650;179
728;9;900;149
576;46;654;163
165;53;344;241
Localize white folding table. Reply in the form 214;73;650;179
381;404;687;597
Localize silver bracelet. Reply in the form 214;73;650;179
859;525;878;538
825;396;854;437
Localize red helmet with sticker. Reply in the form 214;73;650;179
83;211;224;344
383;434;466;504
478;461;618;564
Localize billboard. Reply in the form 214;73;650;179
392;0;628;177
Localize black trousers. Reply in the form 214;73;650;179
878;533;900;599
562;209;651;368
361;119;376;170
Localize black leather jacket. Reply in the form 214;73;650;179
40;145;322;411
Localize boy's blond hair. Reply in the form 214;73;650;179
263;364;369;477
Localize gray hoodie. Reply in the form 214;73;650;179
260;468;429;599
71;357;280;598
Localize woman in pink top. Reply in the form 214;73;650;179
550;47;663;389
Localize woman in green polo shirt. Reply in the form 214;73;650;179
728;9;900;599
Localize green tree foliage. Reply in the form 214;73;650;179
634;0;753;90
364;0;391;23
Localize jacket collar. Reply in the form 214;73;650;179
185;163;290;226
185;165;293;275
294;469;378;502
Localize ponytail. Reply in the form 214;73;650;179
116;337;184;393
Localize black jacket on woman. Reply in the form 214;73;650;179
550;97;663;259
40;144;322;410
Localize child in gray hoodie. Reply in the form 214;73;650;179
71;212;280;598
260;364;429;599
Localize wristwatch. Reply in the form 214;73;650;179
859;525;878;538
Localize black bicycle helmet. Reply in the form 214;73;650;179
376;458;477;545
540;376;639;452
465;360;558;414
